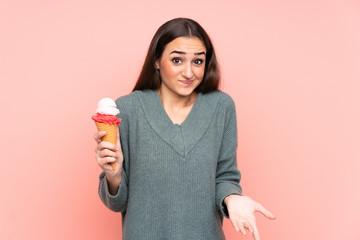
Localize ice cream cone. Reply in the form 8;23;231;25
92;97;121;171
95;122;118;170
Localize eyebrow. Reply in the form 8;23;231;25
170;50;206;56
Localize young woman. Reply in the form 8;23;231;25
94;18;275;240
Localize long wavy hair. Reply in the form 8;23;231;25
132;18;220;93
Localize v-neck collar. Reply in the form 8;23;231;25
154;90;201;127
136;90;220;158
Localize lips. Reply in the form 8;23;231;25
179;80;194;85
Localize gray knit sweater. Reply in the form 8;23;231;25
98;89;242;240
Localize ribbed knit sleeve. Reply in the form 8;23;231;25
215;95;242;218
98;171;128;212
97;95;131;213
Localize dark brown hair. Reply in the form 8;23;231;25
132;18;220;93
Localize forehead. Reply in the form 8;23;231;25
164;37;206;53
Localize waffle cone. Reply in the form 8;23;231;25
95;122;118;170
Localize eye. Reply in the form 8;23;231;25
171;57;182;64
194;59;204;65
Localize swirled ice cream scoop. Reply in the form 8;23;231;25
96;97;120;115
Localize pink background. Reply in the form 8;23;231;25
1;0;359;239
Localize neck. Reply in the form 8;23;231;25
157;87;198;110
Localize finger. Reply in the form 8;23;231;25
94;131;107;143
101;161;115;172
243;221;254;234
97;140;117;152
255;203;276;219
98;148;118;159
103;156;116;164
229;216;240;232
238;222;247;236
97;156;117;168
252;225;261;240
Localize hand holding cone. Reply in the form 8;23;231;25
92;98;121;170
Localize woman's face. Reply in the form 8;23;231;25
155;37;206;97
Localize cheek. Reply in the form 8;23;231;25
194;66;205;80
160;61;178;78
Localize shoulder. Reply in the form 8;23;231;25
115;90;148;112
218;91;235;107
116;91;139;107
115;90;157;118
202;90;236;111
116;89;154;105
115;91;142;122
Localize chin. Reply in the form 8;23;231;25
177;87;197;97
178;82;201;96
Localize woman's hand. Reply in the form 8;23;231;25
224;195;275;240
94;130;123;195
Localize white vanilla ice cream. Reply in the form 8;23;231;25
96;98;120;115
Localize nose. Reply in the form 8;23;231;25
181;62;194;79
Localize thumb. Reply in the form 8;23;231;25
256;203;276;220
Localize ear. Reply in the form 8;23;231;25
155;60;159;69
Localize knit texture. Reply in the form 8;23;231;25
98;90;242;240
